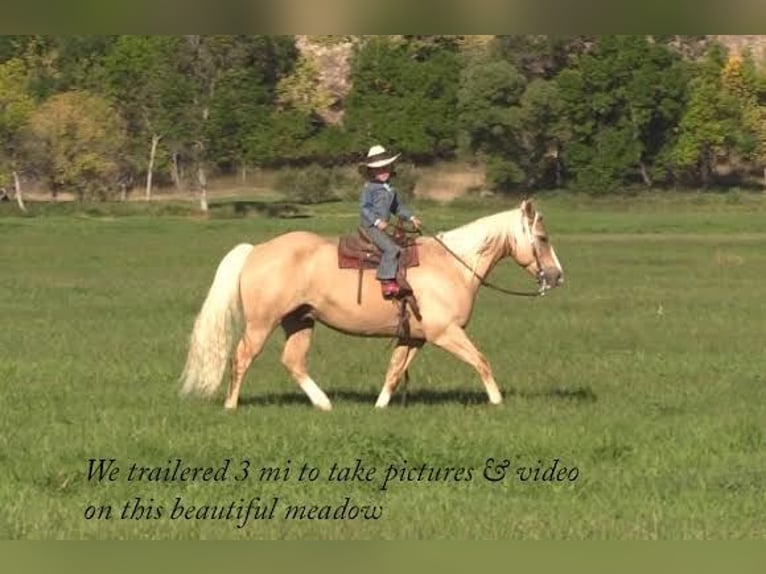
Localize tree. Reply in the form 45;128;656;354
0;36;27;62
495;35;594;80
275;49;334;117
719;51;766;183
671;44;742;187
457;55;526;190
0;58;35;211
344;36;461;160
102;35;195;199
24;91;128;200
14;36;117;100
557;35;689;192
517;79;570;188
205;36;298;173
753;62;766;184
178;35;297;209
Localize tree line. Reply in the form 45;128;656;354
1;35;765;206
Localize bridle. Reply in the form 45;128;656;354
418;210;550;298
522;211;550;294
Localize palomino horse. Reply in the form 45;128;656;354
180;199;563;410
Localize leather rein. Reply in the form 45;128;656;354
415;221;548;298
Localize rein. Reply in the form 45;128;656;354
417;224;546;298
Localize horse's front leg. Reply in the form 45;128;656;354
429;324;503;405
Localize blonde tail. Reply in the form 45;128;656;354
180;243;254;398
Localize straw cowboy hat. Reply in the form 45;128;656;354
362;144;400;169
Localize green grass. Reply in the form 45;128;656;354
1;194;765;539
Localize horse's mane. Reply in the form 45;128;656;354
437;208;520;269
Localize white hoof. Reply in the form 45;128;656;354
314;400;333;412
300;377;332;412
374;390;391;409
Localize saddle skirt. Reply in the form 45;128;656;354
337;226;423;332
337;227;420;270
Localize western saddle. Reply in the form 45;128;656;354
338;225;422;336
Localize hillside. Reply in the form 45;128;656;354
715;35;766;61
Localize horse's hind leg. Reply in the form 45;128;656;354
430;324;503;405
225;324;272;410
375;339;424;408
281;312;332;411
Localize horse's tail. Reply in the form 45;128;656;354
180;243;254;398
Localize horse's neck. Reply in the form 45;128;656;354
452;233;510;292
476;235;510;282
435;210;517;291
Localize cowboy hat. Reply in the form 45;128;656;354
363;144;400;168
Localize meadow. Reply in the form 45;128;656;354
1;191;765;539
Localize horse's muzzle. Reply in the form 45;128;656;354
540;266;563;290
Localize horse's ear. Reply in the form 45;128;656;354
521;198;535;220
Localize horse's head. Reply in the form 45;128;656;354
513;199;564;293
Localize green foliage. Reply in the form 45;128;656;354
570;128;642;195
345;36;461;159
101;36;195;181
246;109;321;166
558;35;690;192
672;76;728;183
720;51;766;164
301;124;354;164
1;35;766;196
16;36;118;99
275;53;334;115
195;36;301;170
457;58;526;157
0;58;35;180
24;91;128;200
485;156;525;192
391;162;418;201
671;45;745;186
458;47;546;191
0;36;27;62
206;68;274;168
275;163;349;204
495;35;593;80
517;78;569;188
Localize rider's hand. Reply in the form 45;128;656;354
410;216;422;230
377;220;388;231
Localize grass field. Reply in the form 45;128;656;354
1;192;765;539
